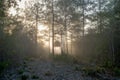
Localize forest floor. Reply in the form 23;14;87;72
0;56;120;80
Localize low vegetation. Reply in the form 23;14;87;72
21;74;29;80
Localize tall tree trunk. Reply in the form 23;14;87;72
111;30;115;65
71;34;72;54
0;0;4;61
65;16;68;54
98;0;102;33
110;0;116;65
49;25;51;54
82;0;85;37
35;5;38;54
61;30;63;54
82;0;85;54
52;0;55;55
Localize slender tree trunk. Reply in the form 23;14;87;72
82;0;85;54
48;24;51;55
61;30;63;54
52;0;54;55
71;34;72;54
111;30;115;65
35;5;38;54
64;16;68;54
82;0;85;37
65;20;68;54
110;0;116;65
98;0;102;33
23;1;27;55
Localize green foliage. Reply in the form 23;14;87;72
95;66;105;74
82;66;105;77
0;61;9;74
113;67;120;76
102;61;113;68
82;67;97;77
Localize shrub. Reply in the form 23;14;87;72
114;67;120;76
0;61;9;74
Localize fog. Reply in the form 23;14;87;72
0;0;120;79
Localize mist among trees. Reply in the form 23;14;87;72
0;0;120;80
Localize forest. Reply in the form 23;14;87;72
0;0;120;80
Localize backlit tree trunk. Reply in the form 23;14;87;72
35;5;38;54
52;0;55;55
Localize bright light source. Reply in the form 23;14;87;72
9;7;17;16
38;24;47;31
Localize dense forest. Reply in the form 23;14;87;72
0;0;120;80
